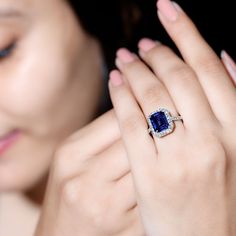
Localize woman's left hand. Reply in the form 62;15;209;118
109;0;236;235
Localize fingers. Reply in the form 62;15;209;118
115;48;184;146
116;48;177;117
156;0;236;121
138;39;216;130
61;173;144;236
109;70;157;181
65;110;120;157
52;110;121;180
114;173;137;211
122;207;145;236
91;140;130;181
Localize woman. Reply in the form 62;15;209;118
1;0;235;235
0;0;144;235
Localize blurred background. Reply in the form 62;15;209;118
74;0;235;66
71;0;235;110
130;0;235;57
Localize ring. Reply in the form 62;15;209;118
147;108;183;138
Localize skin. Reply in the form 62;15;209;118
109;0;236;235
1;0;235;235
222;51;236;83
0;0;107;234
34;1;235;233
0;0;103;191
34;111;144;236
0;0;144;235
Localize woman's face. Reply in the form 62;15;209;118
0;0;103;191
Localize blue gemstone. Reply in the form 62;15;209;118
150;111;169;132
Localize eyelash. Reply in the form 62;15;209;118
0;43;16;59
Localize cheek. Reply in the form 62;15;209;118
1;52;71;118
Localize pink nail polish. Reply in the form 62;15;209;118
221;50;236;83
157;0;179;22
109;70;123;87
117;48;136;63
138;38;161;52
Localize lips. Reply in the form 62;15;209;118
0;130;21;156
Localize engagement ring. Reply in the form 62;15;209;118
147;108;183;138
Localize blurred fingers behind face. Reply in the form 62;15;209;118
59;173;144;235
51;110;120;180
64;110;120;157
90;140;130;181
114;173;137;211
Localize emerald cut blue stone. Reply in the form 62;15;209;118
150;111;169;132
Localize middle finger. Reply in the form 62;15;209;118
138;39;217;130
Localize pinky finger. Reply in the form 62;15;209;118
221;50;236;85
108;70;157;182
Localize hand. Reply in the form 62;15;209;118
34;111;144;236
108;0;236;235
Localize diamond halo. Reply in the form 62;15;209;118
147;108;182;138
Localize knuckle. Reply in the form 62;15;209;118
52;144;74;174
60;177;81;205
174;22;194;39
122;115;142;134
158;163;189;186
157;137;226;187
195;55;223;75
146;45;170;62
191;134;227;177
52;141;88;178
168;65;194;81
143;85;165;105
90;206;108;227
170;166;189;184
87;198;117;232
198;142;227;175
123;59;142;72
172;18;199;42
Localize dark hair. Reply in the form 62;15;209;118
67;0;145;69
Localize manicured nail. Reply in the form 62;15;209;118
157;0;180;22
109;70;123;87
138;38;161;52
117;48;136;63
221;50;236;83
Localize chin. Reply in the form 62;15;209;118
0;162;49;193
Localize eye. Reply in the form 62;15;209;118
0;43;16;59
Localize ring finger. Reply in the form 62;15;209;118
115;48;184;148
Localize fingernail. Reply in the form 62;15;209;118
157;0;180;22
117;48;136;63
138;38;161;52
109;70;123;87
221;50;236;83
